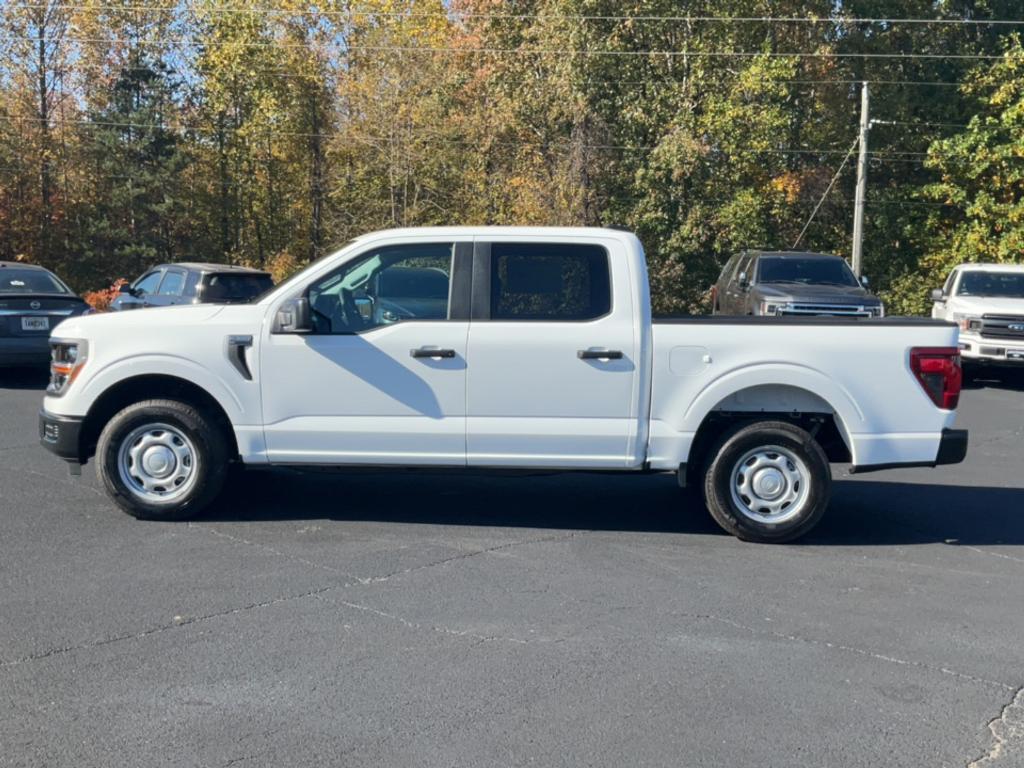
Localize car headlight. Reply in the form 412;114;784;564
759;301;782;316
47;339;88;396
952;313;982;332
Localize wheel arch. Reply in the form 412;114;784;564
79;374;239;462
682;374;859;483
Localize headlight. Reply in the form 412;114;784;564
952;313;982;332
47;339;88;396
759;301;782;316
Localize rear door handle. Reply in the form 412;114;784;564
410;347;456;359
578;349;623;360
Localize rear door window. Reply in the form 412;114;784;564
489;243;610;321
204;273;275;302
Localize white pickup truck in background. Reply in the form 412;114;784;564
931;263;1024;370
40;227;967;543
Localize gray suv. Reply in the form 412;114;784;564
712;250;884;317
111;262;274;311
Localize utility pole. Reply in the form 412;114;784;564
851;81;870;277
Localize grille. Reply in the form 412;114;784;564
979;314;1024;341
778;303;875;317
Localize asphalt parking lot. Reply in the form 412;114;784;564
1;369;1022;768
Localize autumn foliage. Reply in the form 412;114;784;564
82;279;128;312
1;1;1022;314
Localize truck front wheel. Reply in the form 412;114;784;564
702;420;831;543
95;399;229;521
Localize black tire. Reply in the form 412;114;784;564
702;420;831;543
95;398;230;521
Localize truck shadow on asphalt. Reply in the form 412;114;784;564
209;469;1024;548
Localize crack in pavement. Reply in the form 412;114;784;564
957;544;1024;565
0;529;589;668
0;463;105;497
187;522;366;581
363;529;589;585
968;685;1024;767
700;614;1015;693
329;597;528;646
0;584;339;668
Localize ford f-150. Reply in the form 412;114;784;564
39;228;967;543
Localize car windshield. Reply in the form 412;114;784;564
757;257;860;287
0;268;69;294
956;271;1024;298
205;273;275;302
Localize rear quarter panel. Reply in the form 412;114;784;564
648;318;960;470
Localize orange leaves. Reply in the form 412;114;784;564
82;278;127;312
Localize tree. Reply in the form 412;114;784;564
886;37;1024;314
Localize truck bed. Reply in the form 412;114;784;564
645;316;960;471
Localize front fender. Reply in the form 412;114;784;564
72;353;248;424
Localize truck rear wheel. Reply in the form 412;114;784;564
702;420;831;543
95;399;229;521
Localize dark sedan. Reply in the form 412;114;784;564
0;262;91;368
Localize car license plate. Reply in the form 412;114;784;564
1008;350;1024;361
21;316;49;332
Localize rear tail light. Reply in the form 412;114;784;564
910;347;961;410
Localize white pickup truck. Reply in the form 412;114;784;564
931;263;1024;369
40;227;967;543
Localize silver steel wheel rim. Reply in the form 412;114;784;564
117;422;198;504
729;444;810;525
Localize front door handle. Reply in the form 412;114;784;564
410;347;456;359
578;348;623;360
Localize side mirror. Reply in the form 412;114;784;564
738;271;749;288
860;275;870;287
273;296;312;333
118;283;136;296
930;288;945;302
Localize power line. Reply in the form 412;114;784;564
4;36;1011;59
10;4;1024;25
793;137;859;247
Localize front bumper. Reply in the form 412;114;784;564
39;410;84;463
0;336;51;367
850;428;968;474
958;334;1024;364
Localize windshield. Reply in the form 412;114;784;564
757;257;860;287
956;271;1024;298
0;267;70;294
